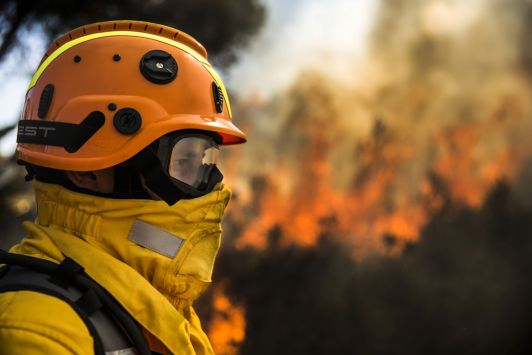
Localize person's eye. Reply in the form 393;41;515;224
175;158;190;166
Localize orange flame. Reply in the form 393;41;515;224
208;287;246;355
227;87;531;256
220;0;532;257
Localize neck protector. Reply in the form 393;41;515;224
31;180;231;309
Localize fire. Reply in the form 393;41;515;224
228;87;530;255
208;286;246;355
433;124;522;206
209;0;532;351
222;0;532;256
233;117;426;253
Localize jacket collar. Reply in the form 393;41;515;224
15;180;231;354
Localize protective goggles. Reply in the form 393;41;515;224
114;131;223;205
157;132;221;189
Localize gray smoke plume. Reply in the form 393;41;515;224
222;0;532;253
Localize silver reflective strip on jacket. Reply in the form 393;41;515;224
128;219;184;258
106;348;137;355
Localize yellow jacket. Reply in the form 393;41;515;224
0;180;231;354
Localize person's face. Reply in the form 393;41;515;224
169;137;207;186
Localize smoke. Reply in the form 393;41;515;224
220;0;532;253
199;0;532;353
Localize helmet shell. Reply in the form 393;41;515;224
17;20;246;171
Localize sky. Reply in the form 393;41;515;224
227;0;379;97
0;0;379;156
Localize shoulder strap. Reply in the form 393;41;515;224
0;265;107;354
0;251;151;355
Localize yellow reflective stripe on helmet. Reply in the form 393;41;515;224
28;31;209;90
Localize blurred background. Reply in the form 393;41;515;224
1;0;532;354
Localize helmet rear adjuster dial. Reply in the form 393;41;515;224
139;50;178;84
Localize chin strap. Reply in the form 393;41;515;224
129;147;223;205
112;163;152;200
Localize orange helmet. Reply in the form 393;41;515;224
16;20;246;173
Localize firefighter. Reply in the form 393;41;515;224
0;20;246;355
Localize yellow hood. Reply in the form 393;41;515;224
10;180;231;354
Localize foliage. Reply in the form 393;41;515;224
0;0;265;66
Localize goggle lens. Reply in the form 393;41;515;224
168;136;219;188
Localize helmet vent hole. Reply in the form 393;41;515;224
212;82;224;113
74;55;81;63
113;54;121;62
38;84;54;119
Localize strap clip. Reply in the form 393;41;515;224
48;257;84;289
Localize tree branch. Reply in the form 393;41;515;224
0;2;28;63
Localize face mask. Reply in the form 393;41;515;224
114;130;224;205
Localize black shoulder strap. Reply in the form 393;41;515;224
0;265;107;355
0;251;152;355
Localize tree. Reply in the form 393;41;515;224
0;0;265;66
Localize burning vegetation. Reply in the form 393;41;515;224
221;0;532;254
207;180;532;355
201;0;532;353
